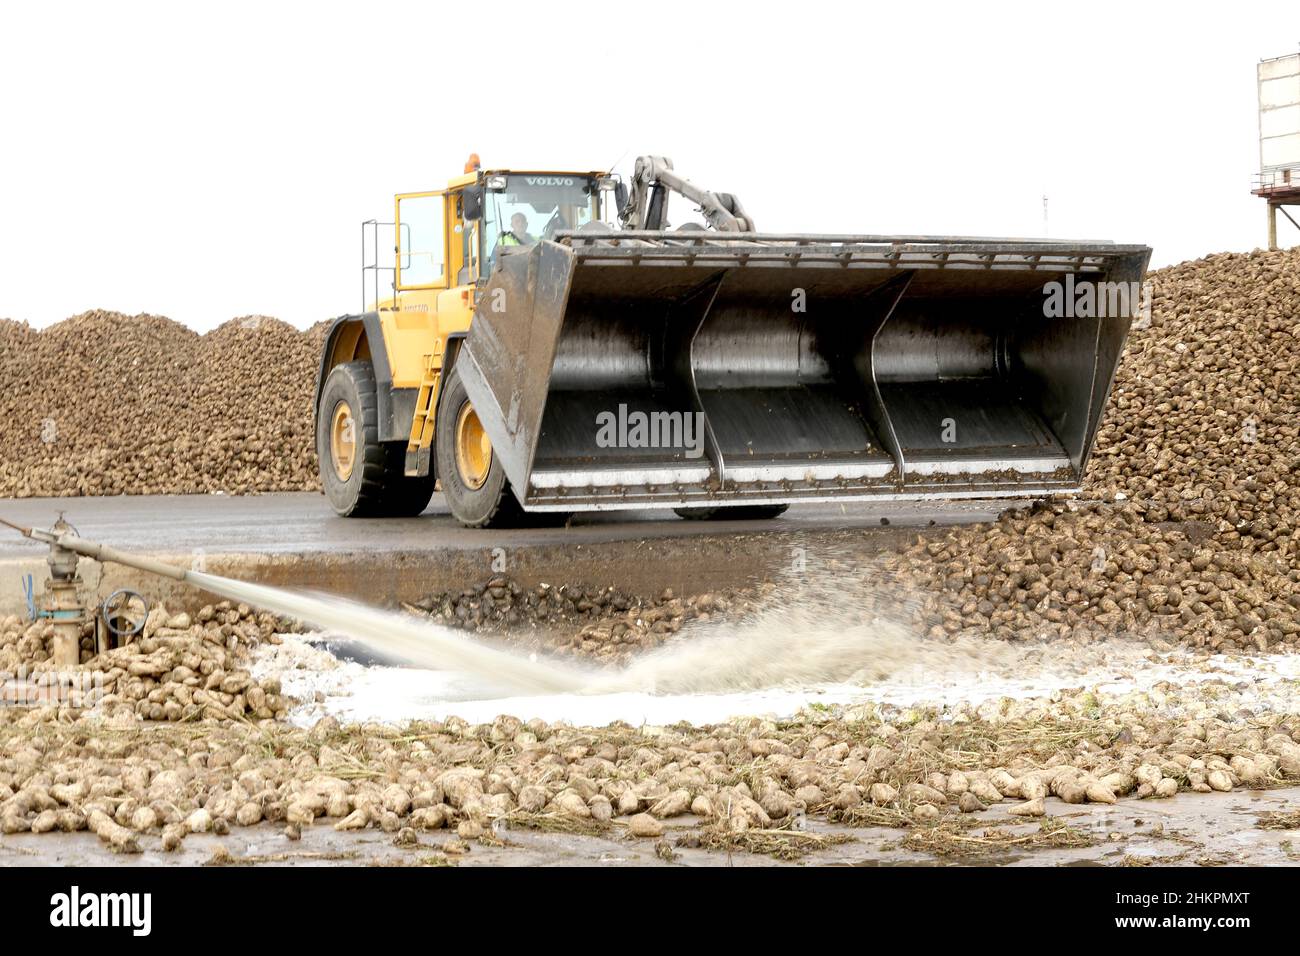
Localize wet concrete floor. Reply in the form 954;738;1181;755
0;492;1007;559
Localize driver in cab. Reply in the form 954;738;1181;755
499;212;536;248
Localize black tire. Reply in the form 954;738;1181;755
435;363;524;528
317;361;435;517
674;504;790;521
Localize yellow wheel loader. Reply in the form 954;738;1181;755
314;154;1150;527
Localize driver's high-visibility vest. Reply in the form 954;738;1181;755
500;231;535;246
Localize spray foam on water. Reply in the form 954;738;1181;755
191;562;1158;706
613;592;1158;697
187;569;933;698
605;577;1121;696
192;570;925;697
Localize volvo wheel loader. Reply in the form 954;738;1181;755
314;154;1150;527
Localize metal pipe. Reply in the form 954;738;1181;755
2;519;192;583
51;535;190;582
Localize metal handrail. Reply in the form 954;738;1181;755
361;219;398;313
1253;168;1300;192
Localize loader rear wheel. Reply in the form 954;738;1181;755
674;504;790;521
436;364;524;528
317;361;435;517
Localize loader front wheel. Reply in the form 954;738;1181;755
436;364;524;528
317;361;435;517
674;504;790;521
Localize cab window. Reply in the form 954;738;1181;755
395;193;445;289
482;175;596;255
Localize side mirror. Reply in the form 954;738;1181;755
463;185;483;221
614;181;628;218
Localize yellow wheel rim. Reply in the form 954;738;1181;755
330;401;356;482
455;401;492;490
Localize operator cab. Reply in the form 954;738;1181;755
463;169;625;274
363;158;624;313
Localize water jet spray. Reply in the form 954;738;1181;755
1;516;591;696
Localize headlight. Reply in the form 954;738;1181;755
486;175;507;190
597;175;620;191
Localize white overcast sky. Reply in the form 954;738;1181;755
1;1;1297;331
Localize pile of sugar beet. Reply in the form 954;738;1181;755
2;593;1299;856
405;578;764;664
0;311;326;497
2;666;1300;855
0;602;291;722
888;247;1300;652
